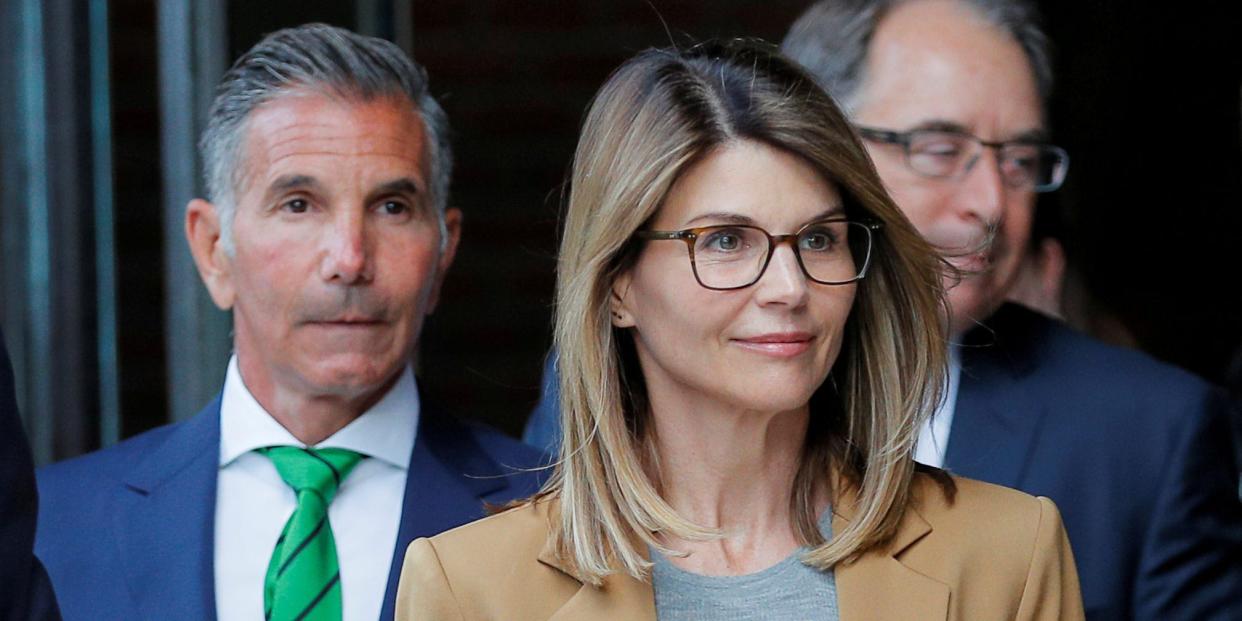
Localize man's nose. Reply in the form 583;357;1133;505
753;243;810;307
956;148;1007;229
320;210;371;284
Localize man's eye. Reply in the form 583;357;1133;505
1001;147;1040;173
381;200;409;215
915;142;963;158
282;198;309;213
1006;157;1037;173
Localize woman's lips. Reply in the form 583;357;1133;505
732;332;814;357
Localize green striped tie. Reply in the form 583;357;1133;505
259;446;365;621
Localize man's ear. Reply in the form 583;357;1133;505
424;207;463;314
185;199;236;310
610;270;636;328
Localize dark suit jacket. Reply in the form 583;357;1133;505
35;395;546;621
0;328;60;621
523;303;1242;620
947;303;1242;620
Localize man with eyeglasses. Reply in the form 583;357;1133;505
777;0;1242;619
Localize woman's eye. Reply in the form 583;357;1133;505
800;228;838;252
282;198;309;213
704;231;744;251
803;234;829;250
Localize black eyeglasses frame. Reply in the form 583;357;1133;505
855;125;1069;193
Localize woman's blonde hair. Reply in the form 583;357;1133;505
536;39;948;583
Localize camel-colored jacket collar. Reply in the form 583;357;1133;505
534;492;945;620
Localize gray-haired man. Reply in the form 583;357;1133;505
782;1;1242;619
35;24;544;621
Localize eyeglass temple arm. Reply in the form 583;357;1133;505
634;230;693;240
854;126;905;145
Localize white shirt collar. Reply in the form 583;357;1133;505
914;344;961;468
218;355;419;470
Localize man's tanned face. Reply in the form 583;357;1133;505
213;92;459;405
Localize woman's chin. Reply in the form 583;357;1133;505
723;382;819;415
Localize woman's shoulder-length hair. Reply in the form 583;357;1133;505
535;38;949;584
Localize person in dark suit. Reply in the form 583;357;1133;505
1;329;60;621
787;1;1242;617
524;0;1242;618
36;24;544;621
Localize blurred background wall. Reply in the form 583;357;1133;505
1;0;1239;465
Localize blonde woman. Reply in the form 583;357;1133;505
397;40;1083;620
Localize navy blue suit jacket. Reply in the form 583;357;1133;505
947;303;1242;620
524;303;1242;620
0;329;60;621
36;395;546;621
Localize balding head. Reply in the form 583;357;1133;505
782;0;1061;335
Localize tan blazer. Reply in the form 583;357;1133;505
396;474;1084;620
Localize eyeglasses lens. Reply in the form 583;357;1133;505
690;222;871;289
905;131;1066;191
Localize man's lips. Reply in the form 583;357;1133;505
948;251;992;274
929;230;1002;275
731;332;815;357
304;317;385;327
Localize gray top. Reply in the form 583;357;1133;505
651;511;839;621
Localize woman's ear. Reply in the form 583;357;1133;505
610;271;636;328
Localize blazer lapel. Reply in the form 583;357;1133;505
117;397;221;621
379;407;514;620
946;308;1047;489
834;503;949;620
530;491;951;621
537;528;656;621
546;573;656;621
530;503;949;620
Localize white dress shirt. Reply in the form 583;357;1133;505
914;345;961;468
214;356;418;621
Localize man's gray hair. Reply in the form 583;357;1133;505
781;0;1052;114
200;23;452;253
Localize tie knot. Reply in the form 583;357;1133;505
259;446;365;503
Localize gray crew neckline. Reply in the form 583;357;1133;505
650;507;834;580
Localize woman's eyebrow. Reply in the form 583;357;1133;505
804;205;846;223
682;212;755;227
681;205;847;228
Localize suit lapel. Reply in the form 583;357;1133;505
379;406;513;620
836;555;949;620
547;572;656;621
946;306;1047;489
947;358;1045;488
117;398;221;621
834;501;949;620
536;524;656;621
532;500;949;620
